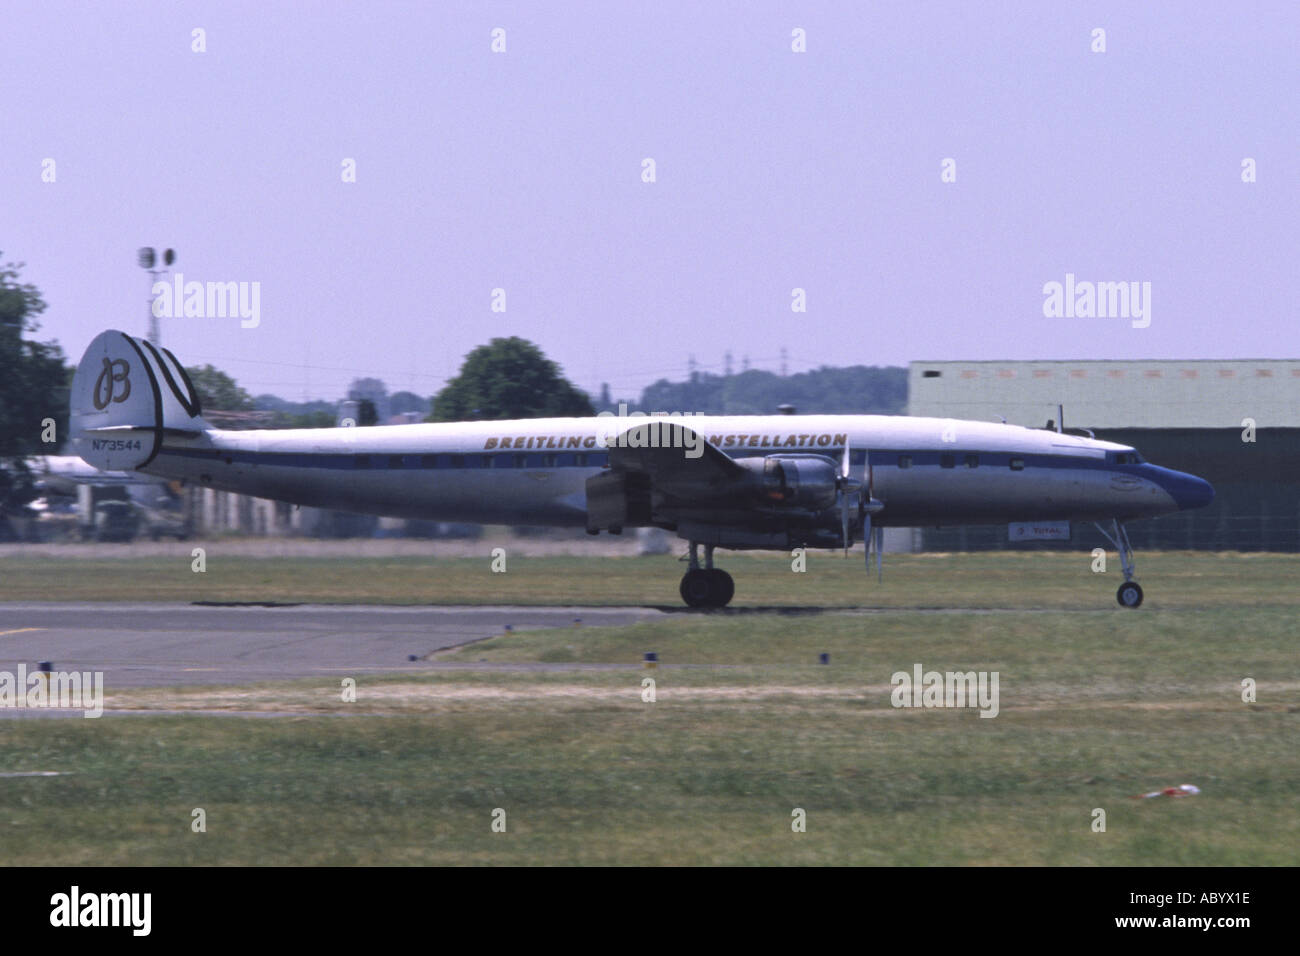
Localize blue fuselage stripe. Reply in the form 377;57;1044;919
156;445;1143;474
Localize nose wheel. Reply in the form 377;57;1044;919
679;542;735;608
1095;519;1144;609
1116;581;1144;608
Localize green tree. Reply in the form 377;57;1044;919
390;390;429;417
185;364;254;412
428;337;594;422
284;410;337;429
0;255;68;515
356;398;378;426
639;365;907;415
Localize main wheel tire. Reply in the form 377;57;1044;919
680;569;714;608
1116;581;1144;608
706;569;735;607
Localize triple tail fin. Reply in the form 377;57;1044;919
70;330;209;472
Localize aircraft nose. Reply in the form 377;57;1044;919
1137;464;1214;511
1157;469;1215;510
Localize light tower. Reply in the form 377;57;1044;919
137;247;176;345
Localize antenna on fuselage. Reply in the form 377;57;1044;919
1055;404;1064;434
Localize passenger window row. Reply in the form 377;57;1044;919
898;454;1023;470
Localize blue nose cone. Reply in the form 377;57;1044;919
1177;474;1215;510
1148;466;1215;510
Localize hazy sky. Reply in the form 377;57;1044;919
5;2;1298;405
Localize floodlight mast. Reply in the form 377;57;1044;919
137;247;176;345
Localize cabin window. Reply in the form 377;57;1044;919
964;454;979;468
354;455;371;468
388;455;404;469
898;455;912;469
514;454;526;468
575;453;588;467
851;450;867;466
1009;457;1024;471
542;454;558;467
922;370;941;378
421;455;438;468
450;455;464;468
940;454;955;469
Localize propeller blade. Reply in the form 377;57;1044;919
863;512;871;571
841;492;850;558
858;445;886;580
874;524;884;582
840;441;853;557
863;446;871;572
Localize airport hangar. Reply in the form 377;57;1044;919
906;359;1300;552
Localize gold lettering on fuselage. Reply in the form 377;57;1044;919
479;433;850;452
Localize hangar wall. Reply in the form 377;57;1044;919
907;360;1300;552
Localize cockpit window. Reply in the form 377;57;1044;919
1113;451;1144;465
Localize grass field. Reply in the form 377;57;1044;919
3;548;1300;609
1;552;1297;864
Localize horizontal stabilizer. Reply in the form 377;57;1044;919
81;424;205;438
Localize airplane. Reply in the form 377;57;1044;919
69;330;1214;609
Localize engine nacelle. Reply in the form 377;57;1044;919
734;454;839;512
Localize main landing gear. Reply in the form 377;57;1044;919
1095;519;1143;608
679;542;734;608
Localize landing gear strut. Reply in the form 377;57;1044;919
1095;519;1143;608
680;542;734;608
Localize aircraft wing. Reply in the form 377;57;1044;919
604;423;743;496
586;423;747;531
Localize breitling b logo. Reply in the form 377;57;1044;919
92;357;131;410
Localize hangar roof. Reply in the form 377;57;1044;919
907;360;1300;428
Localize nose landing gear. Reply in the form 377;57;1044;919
1095;519;1143;608
679;542;734;608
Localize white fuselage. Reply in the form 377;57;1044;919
137;414;1194;532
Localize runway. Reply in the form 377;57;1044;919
0;603;665;689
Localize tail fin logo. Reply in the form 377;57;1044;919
92;358;132;410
